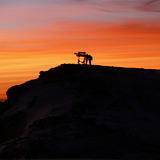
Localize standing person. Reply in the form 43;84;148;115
88;54;93;65
85;54;89;65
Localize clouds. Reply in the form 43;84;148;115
1;0;159;42
138;0;160;12
92;0;160;13
1;16;159;54
1;0;159;47
144;0;158;5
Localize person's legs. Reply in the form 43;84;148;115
86;58;88;64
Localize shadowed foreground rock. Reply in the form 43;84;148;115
0;64;160;159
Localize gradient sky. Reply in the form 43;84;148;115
0;0;160;101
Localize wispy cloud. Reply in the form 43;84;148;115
92;0;160;13
136;0;160;12
144;0;158;6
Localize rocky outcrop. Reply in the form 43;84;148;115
6;83;29;100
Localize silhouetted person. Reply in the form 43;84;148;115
85;54;92;65
88;54;93;65
85;54;89;64
84;54;93;65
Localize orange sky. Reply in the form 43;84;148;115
0;0;160;101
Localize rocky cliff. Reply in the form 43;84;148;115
0;64;160;159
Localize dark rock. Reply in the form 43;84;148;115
6;83;29;100
1;64;160;159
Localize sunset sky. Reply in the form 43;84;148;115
0;0;160;101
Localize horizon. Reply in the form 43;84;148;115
0;0;160;100
1;63;160;102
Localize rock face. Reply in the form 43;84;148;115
0;64;160;159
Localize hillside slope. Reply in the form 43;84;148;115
0;64;160;159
